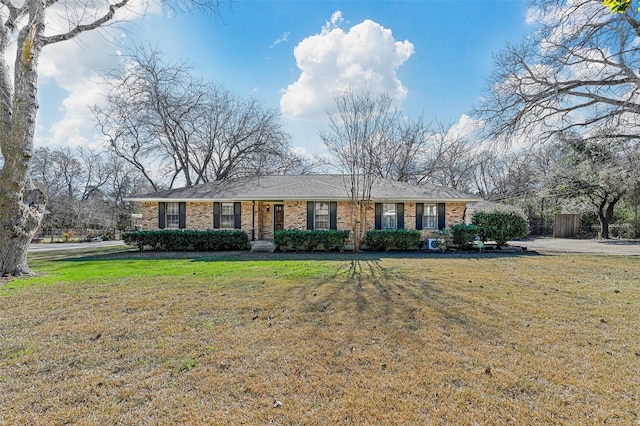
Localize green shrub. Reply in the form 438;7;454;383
450;224;480;250
472;211;528;246
365;230;422;251
274;229;350;252
122;230;249;251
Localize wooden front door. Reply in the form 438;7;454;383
274;204;284;232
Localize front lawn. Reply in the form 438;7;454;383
1;251;638;424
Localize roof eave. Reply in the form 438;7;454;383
124;196;484;203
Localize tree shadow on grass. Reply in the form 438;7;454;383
288;257;505;344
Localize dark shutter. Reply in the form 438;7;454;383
234;202;242;229
307;202;315;230
375;203;382;230
437;203;446;230
396;203;404;230
213;202;221;229
178;202;186;229
329;201;337;230
416;203;424;230
158;202;166;229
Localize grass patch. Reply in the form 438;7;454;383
1;251;639;423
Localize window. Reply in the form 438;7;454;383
382;203;396;230
221;203;235;228
307;201;336;230
214;202;240;229
315;202;330;230
166;202;180;228
423;204;437;229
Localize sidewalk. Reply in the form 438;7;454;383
28;240;126;252
512;237;640;255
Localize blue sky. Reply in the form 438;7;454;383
35;0;532;154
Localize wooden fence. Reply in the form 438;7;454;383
554;214;580;238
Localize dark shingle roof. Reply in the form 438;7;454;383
126;175;482;202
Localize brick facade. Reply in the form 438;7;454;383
186;202;213;230
141;200;468;240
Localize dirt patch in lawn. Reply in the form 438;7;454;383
1;254;639;424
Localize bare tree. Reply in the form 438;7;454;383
198;89;291;181
321;88;400;250
93;47;207;189
0;0;225;276
31;146;136;230
474;0;640;144
415;120;482;192
94;48;292;188
374;115;432;182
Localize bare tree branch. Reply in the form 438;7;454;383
475;0;640;143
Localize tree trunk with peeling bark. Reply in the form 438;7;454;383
1;0;47;276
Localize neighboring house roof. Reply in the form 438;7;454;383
125;175;483;203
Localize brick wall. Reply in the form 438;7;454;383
241;201;254;238
140;200;469;240
141;202;157;230
283;201;306;230
257;202;273;239
186;202;213;230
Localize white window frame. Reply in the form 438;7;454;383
423;203;437;229
221;202;235;229
315;201;330;230
382;203;396;230
166;202;180;229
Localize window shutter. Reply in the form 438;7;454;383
307;202;315;230
178;202;186;229
234;202;242;229
396;203;404;229
437;203;446;230
375;203;382;230
415;203;424;230
158;202;166;229
329;201;337;230
213;202;221;229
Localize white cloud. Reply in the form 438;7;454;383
447;114;484;140
270;31;290;48
280;11;414;120
47;74;110;147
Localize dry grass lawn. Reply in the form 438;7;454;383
1;250;639;424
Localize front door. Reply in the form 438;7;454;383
274;204;284;232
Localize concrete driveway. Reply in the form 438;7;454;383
512;237;640;255
28;240;126;252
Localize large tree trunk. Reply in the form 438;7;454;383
0;5;47;276
0;182;46;276
597;198;619;240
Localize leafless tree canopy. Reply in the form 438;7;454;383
474;0;640;142
92;47;293;190
31;146;150;229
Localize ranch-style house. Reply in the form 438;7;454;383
126;174;483;241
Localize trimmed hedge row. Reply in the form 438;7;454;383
365;229;422;251
122;230;250;251
274;229;350;252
